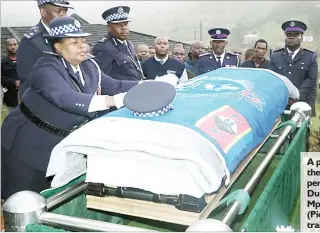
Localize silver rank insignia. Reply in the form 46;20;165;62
118;7;124;14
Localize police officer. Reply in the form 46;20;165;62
196;28;240;75
92;6;144;81
269;20;318;117
1;16;141;199
16;0;73;100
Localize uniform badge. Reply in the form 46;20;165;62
290;21;295;27
118;7;124;14
74;19;81;28
216;29;221;35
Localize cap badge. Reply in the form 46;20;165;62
118;7;124;14
216;29;221;35
290;21;295;27
74;19;81;28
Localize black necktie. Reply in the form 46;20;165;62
75;71;83;86
217;57;222;67
288;52;294;60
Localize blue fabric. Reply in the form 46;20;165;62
102;68;289;173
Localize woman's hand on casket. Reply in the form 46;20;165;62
154;74;179;86
102;93;126;109
112;92;127;109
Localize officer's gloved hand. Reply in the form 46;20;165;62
154;74;179;86
113;92;127;109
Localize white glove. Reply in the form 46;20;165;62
113;92;127;109
154;74;179;86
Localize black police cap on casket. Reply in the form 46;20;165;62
124;81;176;117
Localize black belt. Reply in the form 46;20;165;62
20;101;88;137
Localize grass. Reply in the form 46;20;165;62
1;106;8;125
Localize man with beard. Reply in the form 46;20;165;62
196;28;239;75
1;38;19;112
141;37;188;83
269;20;318;117
16;0;73;100
92;6;144;81
184;41;204;75
241;39;269;68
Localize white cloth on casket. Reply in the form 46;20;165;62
47;117;228;198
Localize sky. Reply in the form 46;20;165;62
1;1;177;30
1;1;281;42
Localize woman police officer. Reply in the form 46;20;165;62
1;16;154;198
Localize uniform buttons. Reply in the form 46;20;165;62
82;104;85;107
76;103;79;106
288;72;291;74
289;64;292;67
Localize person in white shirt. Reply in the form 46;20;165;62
141;37;188;84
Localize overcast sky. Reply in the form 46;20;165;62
1;1;178;30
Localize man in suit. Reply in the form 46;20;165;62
196;28;240;75
92;6;144;81
269;20;318;117
16;0;73;100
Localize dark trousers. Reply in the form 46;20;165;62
1;146;51;199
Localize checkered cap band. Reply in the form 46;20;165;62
132;104;173;118
106;12;129;22
37;0;68;5
49;24;80;36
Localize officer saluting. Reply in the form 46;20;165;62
16;0;73;100
92;6;144;81
196;28;239;75
269;20;318;116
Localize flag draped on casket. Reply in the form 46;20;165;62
47;68;299;198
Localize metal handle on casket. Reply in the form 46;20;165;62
186;102;311;231
3;178;153;232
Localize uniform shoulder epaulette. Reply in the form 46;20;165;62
273;47;285;53
85;54;95;60
302;48;315;53
98;37;107;43
226;52;239;56
23;26;41;39
199;52;210;57
42;51;59;56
